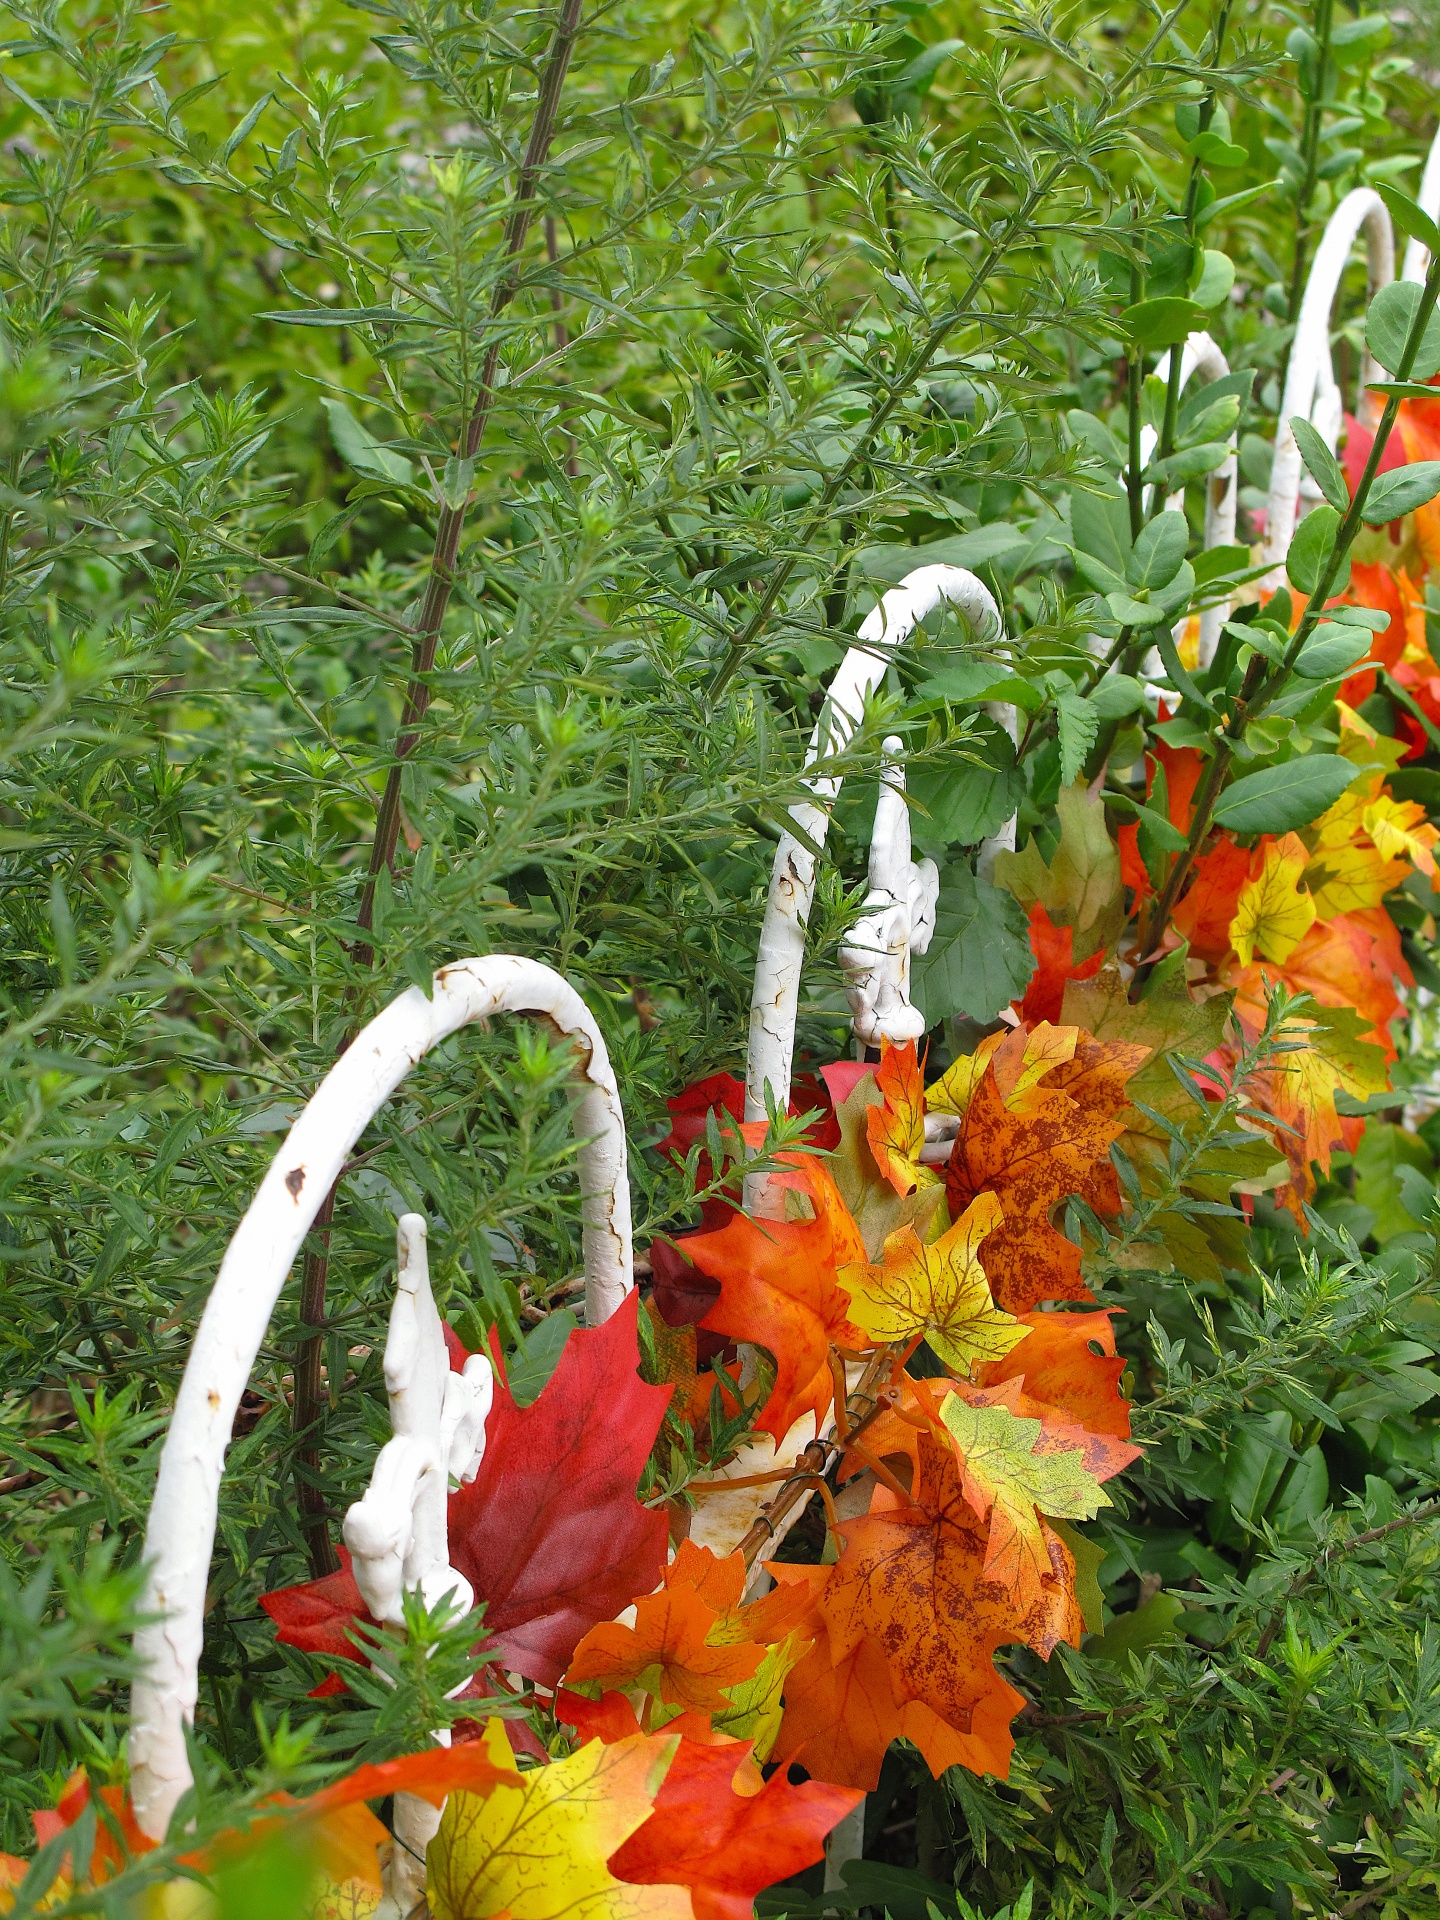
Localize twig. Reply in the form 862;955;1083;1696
1253;1497;1440;1658
736;1351;894;1565
289;0;587;1575
353;0;586;960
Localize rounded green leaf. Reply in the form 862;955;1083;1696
1191;250;1235;307
1213;755;1359;834
1126;510;1188;589
1293;624;1371;679
1365;281;1440;381
1285;504;1350;596
1120;297;1208;350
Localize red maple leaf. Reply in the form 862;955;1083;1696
448;1291;672;1686
259;1547;375;1695
556;1690;860;1920
1018;904;1103;1025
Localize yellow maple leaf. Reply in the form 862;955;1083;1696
839;1191;1026;1375
1305;841;1406;919
427;1721;686;1920
1229;834;1315;967
1334;701;1405;773
927;1024;1078;1120
938;1384;1125;1613
1253;1010;1389;1189
925;1030;1006;1119
1363;794;1438;875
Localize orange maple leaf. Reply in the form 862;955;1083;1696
943;1032;1149;1312
865;1040;935;1196
684;1155;867;1441
565;1569;765;1716
1231;909;1409;1058
973;1308;1132;1439
1017;903;1104;1025
1171;836;1253;963
769;1432;1082;1789
558;1689;861;1920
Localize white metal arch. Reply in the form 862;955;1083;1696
128;956;632;1838
1265;188;1395;583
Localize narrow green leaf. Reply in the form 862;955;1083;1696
1213;755;1361;834
1290;416;1348;510
1362;461;1440;522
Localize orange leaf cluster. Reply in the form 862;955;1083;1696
564;1541;811;1738
681;1154;869;1441
942;1026;1150;1312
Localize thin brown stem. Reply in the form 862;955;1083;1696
353;0;586;965
545;213;579;479
737;1351;893;1565
291;1;586;1567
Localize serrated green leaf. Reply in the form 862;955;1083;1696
910;865;1034;1026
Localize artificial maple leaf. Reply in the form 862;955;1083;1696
642;1298;719;1433
973;1309;1131;1439
943;1032;1149;1312
260;1547;375;1695
839;1192;1027;1377
1171;836;1253;963
428;1720;687;1920
557;1690;859;1920
565;1545;766;1716
683;1154;868;1442
1228;832;1315;967
448;1291;673;1686
864;1040;935;1197
1017;902;1104;1025
1231;910;1408;1057
1060;967;1228;1151
1333;561;1408;704
1364;793;1438;873
1304;778;1438;918
928;1024;1077;1123
1244;1006;1390;1207
938;1380;1137;1612
925;1030;1006;1121
772;1433;1083;1789
615;1729;858;1920
992;781;1124;961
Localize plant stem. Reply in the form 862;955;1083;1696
1252;1496;1440;1658
1284;0;1336;330
353;0;585;964
290;0;585;1576
1133;248;1440;986
704;163;1069;701
1126;255;1144;540
1154;0;1234;475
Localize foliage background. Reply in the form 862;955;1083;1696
3;0;1440;1912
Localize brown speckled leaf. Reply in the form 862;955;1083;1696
944;1033;1148;1312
